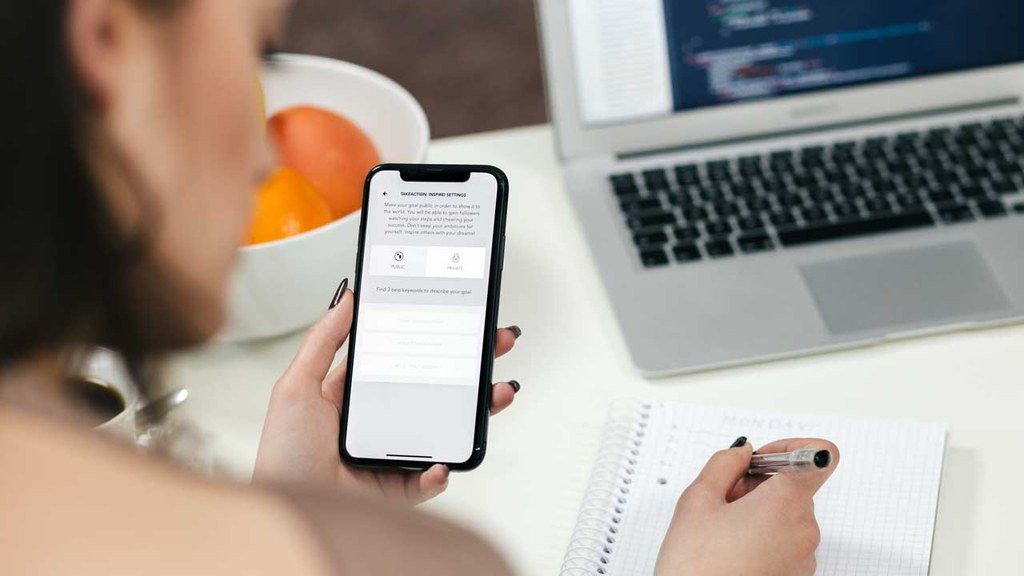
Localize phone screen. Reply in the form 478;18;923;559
344;169;502;464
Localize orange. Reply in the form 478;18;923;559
247;167;333;245
267;106;381;218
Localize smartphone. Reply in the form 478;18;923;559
339;164;509;470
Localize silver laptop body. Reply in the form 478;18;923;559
537;0;1024;375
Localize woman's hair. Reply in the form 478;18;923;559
0;1;176;396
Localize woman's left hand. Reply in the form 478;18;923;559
253;287;521;505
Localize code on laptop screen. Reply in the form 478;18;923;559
569;0;1024;125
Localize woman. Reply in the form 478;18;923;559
0;1;839;574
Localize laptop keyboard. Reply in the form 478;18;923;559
611;116;1024;268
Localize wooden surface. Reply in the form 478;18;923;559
284;0;548;138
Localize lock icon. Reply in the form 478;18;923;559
452;253;461;264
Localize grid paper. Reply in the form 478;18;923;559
572;401;946;576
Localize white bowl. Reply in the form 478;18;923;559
221;54;429;341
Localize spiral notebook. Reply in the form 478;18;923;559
560;401;947;576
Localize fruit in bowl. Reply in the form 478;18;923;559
222;55;429;342
246;104;381;246
269;106;381;219
248;167;332;245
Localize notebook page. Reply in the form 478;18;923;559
604;402;946;576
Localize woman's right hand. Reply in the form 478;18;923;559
656;438;839;576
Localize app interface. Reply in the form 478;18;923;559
346;170;498;463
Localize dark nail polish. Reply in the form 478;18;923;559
729;436;747;448
329;278;349;310
509;380;521;393
507;326;522;339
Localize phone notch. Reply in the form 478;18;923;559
399;165;471;182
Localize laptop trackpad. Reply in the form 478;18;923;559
800;243;1012;335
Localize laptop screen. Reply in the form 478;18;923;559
569;0;1024;126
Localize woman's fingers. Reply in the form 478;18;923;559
488;327;521;415
489;381;520;415
286;289;354;383
726;474;769;502
685;442;754;507
405;464;450;505
322;360;347;410
495;326;520;358
726;438;840;501
756;438;840;497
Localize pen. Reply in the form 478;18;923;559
747;449;831;475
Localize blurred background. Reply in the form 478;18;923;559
284;0;548;138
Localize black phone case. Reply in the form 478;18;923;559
338;163;509;471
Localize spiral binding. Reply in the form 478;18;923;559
560;401;653;576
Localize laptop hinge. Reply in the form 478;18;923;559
617;96;1022;161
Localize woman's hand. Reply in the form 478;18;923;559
252;287;521;504
656;438;839;576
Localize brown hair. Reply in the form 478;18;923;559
0;1;182;397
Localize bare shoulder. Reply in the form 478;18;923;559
0;406;329;576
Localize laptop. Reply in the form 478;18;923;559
536;0;1024;375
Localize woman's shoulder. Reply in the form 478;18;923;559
0;405;330;576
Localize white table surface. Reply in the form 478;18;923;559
166;124;1024;575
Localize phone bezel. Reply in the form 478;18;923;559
338;163;509;471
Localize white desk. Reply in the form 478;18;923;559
166;125;1024;575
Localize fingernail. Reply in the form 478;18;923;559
507;326;522;339
729;436;748;448
509;380;521;393
329;278;349;310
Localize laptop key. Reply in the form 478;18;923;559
680;205;707;222
713;200;740;217
639;249;670;268
747;196;772;211
610;174;635;188
960;184;988;199
996;180;1021;195
674;164;700;185
779;193;803;207
634;230;669;248
610;174;639;196
936;203;975;224
975;200;1008;218
704;238;735;258
738;157;763;177
699;185;725;202
737;215;764;231
738;233;775;254
770;210;796;227
799;205;828;224
704;219;733;236
864;196;892;214
673;226;700;241
706;160;731;179
927;189;955;204
620;197;661;212
831;201;858;218
894;193;924;209
643;169;670;191
627;211;676;230
673;243;702;263
777;210;935;247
